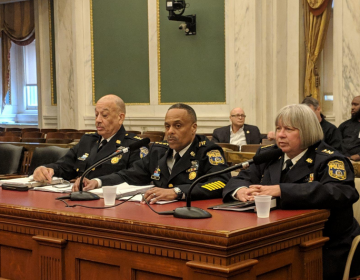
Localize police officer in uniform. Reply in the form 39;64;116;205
223;104;360;280
80;103;230;202
33;95;147;187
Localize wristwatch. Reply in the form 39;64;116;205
173;187;184;200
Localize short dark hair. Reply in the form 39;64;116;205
302;97;319;109
168;103;197;123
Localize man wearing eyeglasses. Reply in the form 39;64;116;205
212;107;262;147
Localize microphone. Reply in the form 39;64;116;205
60;138;150;201
171;148;283;219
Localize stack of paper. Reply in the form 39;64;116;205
0;177;65;189
89;182;153;198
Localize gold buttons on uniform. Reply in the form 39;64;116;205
168;184;174;188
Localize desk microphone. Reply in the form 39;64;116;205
59;138;150;201
166;148;283;219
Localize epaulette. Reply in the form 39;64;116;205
198;140;207;147
154;142;169;146
124;133;143;140
261;144;275;149
321;149;334;155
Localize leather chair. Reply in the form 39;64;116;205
58;129;78;133
5;127;21;132
0;144;24;174
140;134;164;143
28;146;70;175
46;132;67;139
21;138;46;143
22;128;40;134
46;139;73;144
126;130;142;135
240;144;263;153
4;131;22;137
217;143;240;152
65;132;85;140
22;132;45;138
0;136;21;142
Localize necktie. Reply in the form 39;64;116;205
98;139;107;151
280;159;293;182
174;153;181;166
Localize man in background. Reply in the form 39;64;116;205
33;94;146;184
339;95;360;161
212;107;262;148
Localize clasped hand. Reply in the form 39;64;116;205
236;185;281;202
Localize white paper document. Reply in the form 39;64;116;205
0;176;66;189
89;182;153;198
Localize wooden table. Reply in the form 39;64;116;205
0;189;329;280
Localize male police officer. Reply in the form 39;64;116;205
77;103;230;203
33;95;146;185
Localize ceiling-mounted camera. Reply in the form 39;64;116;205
166;0;196;36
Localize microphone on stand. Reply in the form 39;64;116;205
167;148;283;219
59;138;150;201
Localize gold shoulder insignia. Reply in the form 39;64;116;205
306;158;313;163
328;160;346;180
198;141;206;147
125;133;128;136
261;144;275;149
134;136;143;140
322;149;334;155
154;142;169;146
85;132;96;134
116;140;121;144
207;150;225;165
190;151;195;157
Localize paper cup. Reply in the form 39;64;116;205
254;195;272;218
102;186;117;206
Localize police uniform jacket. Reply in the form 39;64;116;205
98;135;231;201
223;141;360;280
45;126;145;181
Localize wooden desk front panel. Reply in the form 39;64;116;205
0;190;329;280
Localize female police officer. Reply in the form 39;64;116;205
223;104;360;280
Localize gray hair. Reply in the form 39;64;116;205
275;104;323;149
168;103;197;123
302;96;319;109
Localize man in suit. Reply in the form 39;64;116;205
33;95;146;186
76;103;230;203
212;107;262;148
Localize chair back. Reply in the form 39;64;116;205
28;146;70;175
217;143;240;152
142;131;165;138
0;136;21;142
5;127;21;132
40;129;58;133
21;138;46;143
46;139;74;144
140;134;164;143
353;179;360;224
22;132;44;138
4;131;22;137
22;128;40;134
241;144;263;153
66;132;85;140
78;129;97;134
0;144;24;174
262;139;276;145
46;132;67;139
58;129;78;133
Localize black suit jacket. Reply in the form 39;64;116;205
98;135;231;201
212;124;262;144
223;141;360;280
45;126;145;180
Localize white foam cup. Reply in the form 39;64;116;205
254;195;272;218
102;186;117;206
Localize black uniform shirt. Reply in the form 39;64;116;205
339;119;360;156
320;117;342;151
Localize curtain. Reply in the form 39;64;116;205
0;0;35;113
303;0;333;100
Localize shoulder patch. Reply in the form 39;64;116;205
207;150;225;165
328;160;346;180
140;147;149;158
261;144;275;149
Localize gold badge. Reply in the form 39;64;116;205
306;158;313;163
116;140;121;144
111;155;122;164
190;151;195;157
206;150;225;165
189;172;197;180
328;160;346;180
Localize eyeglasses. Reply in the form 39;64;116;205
231;114;246;118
